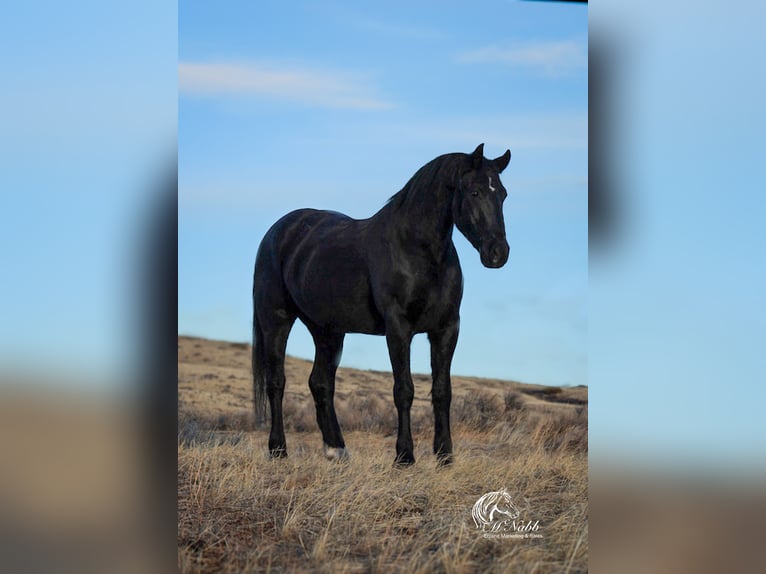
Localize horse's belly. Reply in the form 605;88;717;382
293;282;385;335
285;239;384;334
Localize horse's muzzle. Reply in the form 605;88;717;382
480;237;509;268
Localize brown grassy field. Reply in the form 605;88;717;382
178;335;588;573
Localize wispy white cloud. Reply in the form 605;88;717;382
178;61;393;110
456;40;586;76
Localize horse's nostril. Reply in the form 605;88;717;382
486;240;509;267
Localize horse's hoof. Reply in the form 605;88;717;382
393;454;416;468
323;444;350;462
436;454;454;467
269;448;288;459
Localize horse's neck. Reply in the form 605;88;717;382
381;181;454;259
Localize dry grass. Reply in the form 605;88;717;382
178;336;587;573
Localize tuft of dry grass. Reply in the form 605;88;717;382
178;336;587;573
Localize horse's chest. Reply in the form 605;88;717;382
401;270;460;330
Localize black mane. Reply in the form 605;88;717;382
384;153;463;211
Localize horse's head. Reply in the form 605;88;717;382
453;143;511;268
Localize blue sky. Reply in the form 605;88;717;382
0;2;176;383
589;1;766;471
179;1;588;386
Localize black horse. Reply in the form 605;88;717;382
252;143;511;466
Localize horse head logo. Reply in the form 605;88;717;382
472;489;520;532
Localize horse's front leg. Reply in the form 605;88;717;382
385;314;415;466
428;322;459;466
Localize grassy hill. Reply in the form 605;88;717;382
178;335;587;573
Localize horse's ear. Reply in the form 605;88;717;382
494;149;511;173
470;143;485;169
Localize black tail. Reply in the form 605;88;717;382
252;286;267;427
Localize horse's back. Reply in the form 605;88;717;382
259;208;358;262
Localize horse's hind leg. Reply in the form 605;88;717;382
308;332;349;461
262;315;295;458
